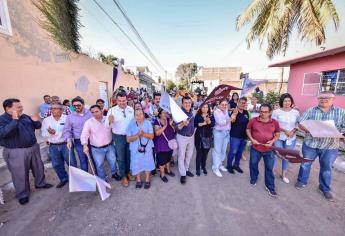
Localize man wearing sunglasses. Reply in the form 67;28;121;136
296;91;345;201
63;96;92;172
246;104;280;198
107;91;134;187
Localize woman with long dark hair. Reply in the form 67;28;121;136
194;103;215;176
229;92;239;110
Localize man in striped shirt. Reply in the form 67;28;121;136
296;91;345;201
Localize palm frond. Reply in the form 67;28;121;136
236;0;272;30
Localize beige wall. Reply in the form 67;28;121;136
0;0;133;115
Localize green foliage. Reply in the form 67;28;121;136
165;79;176;91
175;63;198;91
98;53;118;67
263;90;281;106
34;0;82;52
252;92;264;104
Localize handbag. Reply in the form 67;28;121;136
200;125;214;149
158;120;178;150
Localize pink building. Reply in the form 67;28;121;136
270;46;345;112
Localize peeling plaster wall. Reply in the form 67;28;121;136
0;0;116;115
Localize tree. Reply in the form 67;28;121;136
98;53;118;67
34;0;82;52
236;0;339;59
175;63;198;91
165;80;176;91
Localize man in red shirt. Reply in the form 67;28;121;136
246;104;280;197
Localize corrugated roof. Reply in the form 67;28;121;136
269;45;345;67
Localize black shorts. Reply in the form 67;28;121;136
156;150;173;166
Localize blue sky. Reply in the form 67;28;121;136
79;0;345;80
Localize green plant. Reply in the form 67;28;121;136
165;80;176;91
263;90;281;106
98;53;118;67
34;0;82;52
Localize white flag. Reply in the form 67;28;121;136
69;166;96;192
159;92;188;123
95;176;111;201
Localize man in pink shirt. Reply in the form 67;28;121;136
81;105;119;181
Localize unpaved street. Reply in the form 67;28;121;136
1;152;345;236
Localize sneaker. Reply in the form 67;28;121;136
160;175;168;183
202;169;208;175
227;168;235;174
250;179;256;186
213;169;222;177
319;189;335;202
196;170;201;176
266;187;278;198
186;171;194;177
282;176;290;184
180;176;186;184
233;166;243;174
219;165;228;172
295;182;306;190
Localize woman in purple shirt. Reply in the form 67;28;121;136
153;108;176;182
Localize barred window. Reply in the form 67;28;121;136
0;0;12;36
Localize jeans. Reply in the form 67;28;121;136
273;139;296;171
113;134;130;178
196;146;210;171
249;147;275;191
297;143;338;192
91;145;117;180
227;137;247;169
50;144;77;182
212;130;229;171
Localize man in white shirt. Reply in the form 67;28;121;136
41;103;77;188
81;105;118;181
107;91;134;187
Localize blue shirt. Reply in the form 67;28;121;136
0;113;41;148
176;108;195;137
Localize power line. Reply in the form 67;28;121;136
112;0;166;73
91;0;161;72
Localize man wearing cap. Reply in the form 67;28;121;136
296;91;345;201
42;103;77;188
0;99;53;205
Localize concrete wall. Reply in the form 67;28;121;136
0;0;134;115
288;52;345;112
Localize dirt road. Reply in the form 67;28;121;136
1;153;345;236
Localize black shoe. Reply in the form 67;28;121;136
151;169;157;175
250;179;257;186
36;183;53;189
233;166;243;174
196;170;201;176
186;171;194;177
136;181;142;189
266;187;278;198
167;171;175;177
18;197;29;205
180;176;186;184
160;175;168;183
144;181;151;189
112;173;122;181
227;168;235;174
56;180;68;188
202;169;208;175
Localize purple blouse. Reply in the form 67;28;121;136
153;118;175;153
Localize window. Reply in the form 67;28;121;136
320;69;345;95
0;0;12;36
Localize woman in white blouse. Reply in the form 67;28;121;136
272;93;300;184
212;100;231;177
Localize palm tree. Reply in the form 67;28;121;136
98;53;118;67
236;0;339;59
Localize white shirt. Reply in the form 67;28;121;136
214;108;231;131
41;114;67;143
106;105;134;135
272;108;300;140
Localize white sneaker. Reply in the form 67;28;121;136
213;169;223;177
219;165;227;172
282;176;290;184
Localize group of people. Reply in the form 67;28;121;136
0;88;344;205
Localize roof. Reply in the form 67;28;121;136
269;45;345;67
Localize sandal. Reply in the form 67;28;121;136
144;181;151;189
135;181;142;189
160;175;168;183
